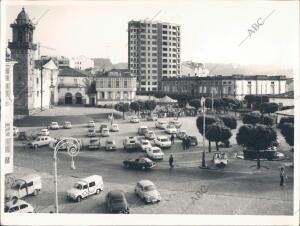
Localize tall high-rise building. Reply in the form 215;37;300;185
128;20;181;92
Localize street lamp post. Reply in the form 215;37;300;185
201;97;206;168
53;137;80;213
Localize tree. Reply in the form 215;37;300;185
213;98;224;113
205;98;212;109
130;101;143;114
189;99;202;109
278;117;294;130
236;124;277;169
244;95;257;108
220;115;237;130
280;122;294;146
196;115;222;152
242;111;261;125
114;102;130;120
260;115;274;126
260;103;279;115
144;100;157;112
205;123;232;151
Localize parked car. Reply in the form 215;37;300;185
28;136;56;149
49;122;59;130
106;190;129;214
138;126;148;136
110;124;119;132
243;148;284;161
38;128;49;136
66;175;104;202
123;136;139;152
130;116;140;123
137;139;152;152
87;128;96;137
101;128;110;137
146;146;164;160
176;129;187;139
146;114;158;121
186;135;198;146
168;119;182;129
13;127;19;138
134;180;161;203
88;120;95;128
105;139;117;151
145;130;156;140
123;157;156;170
155;121;168;129
63;121;72;129
5;174;42;202
154;136;171;149
164;125;177;134
5;199;35;213
213;152;228;166
99;123;109;132
88;138;101;150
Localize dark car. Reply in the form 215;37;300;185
186;136;198;146
106;190;129;214
123;157;156;170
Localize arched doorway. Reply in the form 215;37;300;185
75;93;82;104
65;93;72;105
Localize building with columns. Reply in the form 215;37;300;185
8;7;59;117
161;74;287;100
95;69;137;105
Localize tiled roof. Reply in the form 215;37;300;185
58;67;91;77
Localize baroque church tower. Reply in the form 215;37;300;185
8;7;37;115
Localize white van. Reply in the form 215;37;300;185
66;175;104;202
5;174;42;202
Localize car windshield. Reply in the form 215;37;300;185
142;141;148;145
107;141;113;144
90;140;99;144
161;138;168;142
73;183;82;190
144;185;156;191
129;140;135;144
153;149;160;153
112;198;124;204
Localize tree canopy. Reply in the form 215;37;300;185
220;115;237;130
189;99;202;109
259;102;279;114
242;111;261;125
114;102;130;120
205;123;232;151
280;122;294;146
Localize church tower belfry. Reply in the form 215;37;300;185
8;7;37;116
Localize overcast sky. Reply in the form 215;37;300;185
5;0;299;66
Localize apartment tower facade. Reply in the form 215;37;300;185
128;20;181;92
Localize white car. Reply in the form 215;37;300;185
138;139;152;152
165;125;177;134
146;146;164;160
49;122;59;130
39;128;49;136
63;121;72;129
154;136;171;149
176;129;187;139
28;136;56;148
145;131;156;140
134;180;161;204
88;120;95;128
138;126;148;135
155;121;168;129
110;124;119;132
130;116;140;123
101;128;110;137
168;119;182;129
5;199;35;213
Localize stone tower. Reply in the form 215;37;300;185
8;7;37;116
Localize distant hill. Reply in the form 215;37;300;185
112;62;128;69
205;63;293;77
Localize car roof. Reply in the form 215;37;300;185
158;121;167;123
139;126;148;128
157;136;168;139
151;146;161;150
81;175;102;183
17;174;41;182
138;180;154;186
108;190;125;198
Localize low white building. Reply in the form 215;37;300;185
70;55;94;70
58;67;92;105
96;69;136;105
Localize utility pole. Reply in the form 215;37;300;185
40;62;43;111
211;89;214;113
201;97;206;168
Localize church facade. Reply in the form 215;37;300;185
8;8;59;117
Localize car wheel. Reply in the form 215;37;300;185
96;189;100;194
76;196;82;202
34;144;38;149
33;189;39;196
141;166;146;170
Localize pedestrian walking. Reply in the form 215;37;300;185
169;154;174;169
280;167;286;187
186;138;190;149
182;137;186;150
170;134;175;144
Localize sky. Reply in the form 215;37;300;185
4;0;299;66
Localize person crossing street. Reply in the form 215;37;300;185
169;154;174;170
